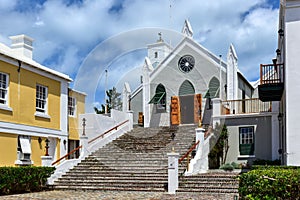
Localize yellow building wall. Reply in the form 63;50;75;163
68;90;86;140
0;133;17;166
31;136;47;166
0;61;61;130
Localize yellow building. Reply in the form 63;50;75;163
0;34;85;166
67;89;86;159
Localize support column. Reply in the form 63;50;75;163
196;128;205;148
41;156;53;167
142;57;153;128
79;118;89;158
186;127;208;175
167;152;179;194
212;98;222;128
127;110;133;131
80;135;89;158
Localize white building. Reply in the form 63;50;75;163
123;20;281;165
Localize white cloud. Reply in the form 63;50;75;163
0;0;280;109
0;0;17;11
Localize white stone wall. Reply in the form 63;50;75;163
284;0;300;166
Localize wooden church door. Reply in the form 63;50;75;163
171;96;180;125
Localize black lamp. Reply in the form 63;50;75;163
38;137;42;144
276;49;281;56
278;29;284;37
45;138;50;156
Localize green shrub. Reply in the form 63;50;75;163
239;168;300;199
220;163;234;171
251;165;300;170
252;159;281;166
0;166;55;195
231;162;242;169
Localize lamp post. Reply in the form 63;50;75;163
82;118;86;136
45;138;49;156
105;69;108;114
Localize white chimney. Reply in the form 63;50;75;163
9;34;34;59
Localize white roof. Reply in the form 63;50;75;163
0;42;72;81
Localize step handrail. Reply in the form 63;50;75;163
178;140;200;164
88;120;129;144
52;145;82;166
51;120;129;166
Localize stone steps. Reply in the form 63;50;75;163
177;172;239;193
52;125;238;194
54;185;166;192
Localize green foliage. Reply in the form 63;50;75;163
252;159;281;166
239;168;300;199
208;123;229;168
220;163;234;171
220;162;241;171
94;87;122;114
0;166;55;195
251;165;300;170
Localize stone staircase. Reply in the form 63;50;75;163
52;125;239;194
178;171;239;193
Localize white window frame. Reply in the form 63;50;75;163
36;84;48;113
0;72;9;105
15;135;33;165
239;126;255;156
35;84;50;119
68;96;76;117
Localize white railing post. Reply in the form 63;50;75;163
186;127;208;175
127;110;133;131
167;152;179;194
80;118;89;158
212;98;222;127
41;155;53;167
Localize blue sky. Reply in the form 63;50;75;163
0;0;280;111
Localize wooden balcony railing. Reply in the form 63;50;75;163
260;63;284;85
222;98;272;115
52;120;129;166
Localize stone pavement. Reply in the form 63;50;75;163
0;190;237;200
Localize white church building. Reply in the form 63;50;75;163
122;20;281;165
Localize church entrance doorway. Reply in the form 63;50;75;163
170;94;202;126
179;95;194;124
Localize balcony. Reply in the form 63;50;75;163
222;98;272;115
258;63;284;102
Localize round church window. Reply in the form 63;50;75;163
178;55;195;73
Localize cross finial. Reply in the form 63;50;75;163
157;32;164;42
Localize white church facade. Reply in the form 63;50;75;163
122;20;281;165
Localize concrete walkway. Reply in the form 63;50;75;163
0;190;237;200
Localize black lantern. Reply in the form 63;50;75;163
45;138;49;156
38;137;42;144
82;118;86;136
276;49;281;56
278;29;284;37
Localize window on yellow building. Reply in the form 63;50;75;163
68;96;76;116
36;84;48;113
0;72;8;105
17;135;31;161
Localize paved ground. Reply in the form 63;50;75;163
0;190;238;200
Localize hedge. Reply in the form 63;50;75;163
0;166;55;195
239;168;300;199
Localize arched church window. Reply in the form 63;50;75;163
149;84;166;110
179;80;195;96
204;77;220;99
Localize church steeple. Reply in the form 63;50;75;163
182;19;193;38
147;32;172;68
